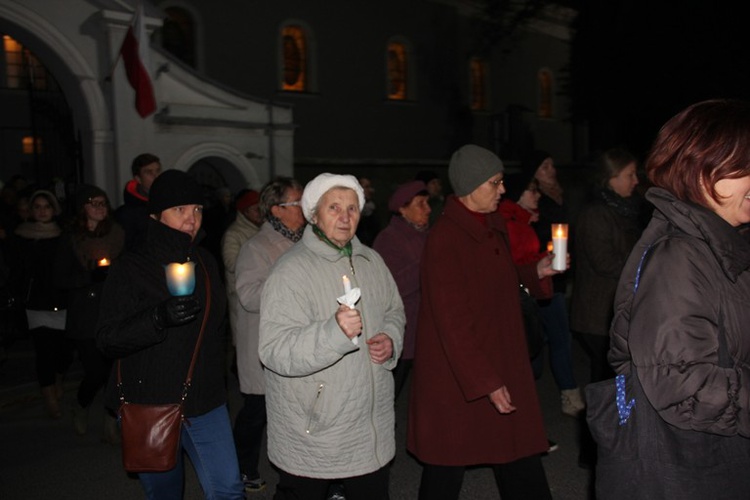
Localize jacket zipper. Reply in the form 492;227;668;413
305;382;325;434
349;257;382;466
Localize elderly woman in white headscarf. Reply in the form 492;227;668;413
259;173;405;500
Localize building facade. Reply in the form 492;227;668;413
0;0;576;206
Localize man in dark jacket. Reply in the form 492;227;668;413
114;153;161;250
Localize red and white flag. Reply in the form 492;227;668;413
119;3;156;118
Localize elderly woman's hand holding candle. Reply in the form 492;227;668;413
335;304;362;340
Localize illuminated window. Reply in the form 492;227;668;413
538;69;553;118
281;25;307;92
3;35;47;90
22;136;42;154
161;7;196;68
470;58;488;111
387;42;407;100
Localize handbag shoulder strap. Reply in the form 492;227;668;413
117;251;212;402
182;252;211;398
630;231;730;367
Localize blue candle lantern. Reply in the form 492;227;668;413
165;262;196;296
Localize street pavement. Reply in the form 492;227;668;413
0;334;592;499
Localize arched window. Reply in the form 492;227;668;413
2;35;47;90
538;68;553;119
281;25;307;92
387;41;408;100
469;57;489;111
161;6;196;68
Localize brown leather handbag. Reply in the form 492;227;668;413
118;256;211;473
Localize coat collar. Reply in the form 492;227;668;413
301;224;367;263
141;218;204;264
234;212;260;233
442;195;508;242
647;187;750;281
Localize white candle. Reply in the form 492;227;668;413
341;274;358;345
551;224;568;271
165;262;196;296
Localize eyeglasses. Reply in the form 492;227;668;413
277;201;301;207
488;178;504;187
86;200;107;208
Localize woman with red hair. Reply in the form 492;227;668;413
603;99;750;498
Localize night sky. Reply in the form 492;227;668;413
569;0;749;158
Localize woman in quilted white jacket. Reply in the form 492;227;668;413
259;173;404;500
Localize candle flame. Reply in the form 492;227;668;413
97;258;110;267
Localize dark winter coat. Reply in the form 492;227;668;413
114;179;149;251
570;195;642;336
607;188;750;496
12;224;66;312
55;223;124;340
97;219;227;417
372;215;428;360
407;196;548;465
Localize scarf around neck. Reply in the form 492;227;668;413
312;224;352;257
268;215;305;242
15;221;61;240
598;188;641;219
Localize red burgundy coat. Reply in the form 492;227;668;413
407;196;548;465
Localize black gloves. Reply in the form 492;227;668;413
152;296;201;329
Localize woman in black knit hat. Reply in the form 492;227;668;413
97;170;244;499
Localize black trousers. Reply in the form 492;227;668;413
576;331;615;383
30;326;73;387
233;393;267;479
274;465;390;500
418;455;552;500
75;338;111;408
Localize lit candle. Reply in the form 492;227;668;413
165;262;196;296
97;258;110;267
341;274;358;345
546;241;554;254
551;223;568;271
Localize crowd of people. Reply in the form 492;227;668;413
3;98;750;500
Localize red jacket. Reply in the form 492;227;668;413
407;196;548;465
498;199;553;297
498;199;544;264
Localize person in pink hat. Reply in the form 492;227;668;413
373;180;431;399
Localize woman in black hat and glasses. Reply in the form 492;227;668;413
97;170;244;499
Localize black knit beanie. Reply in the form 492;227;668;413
148;170;204;214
